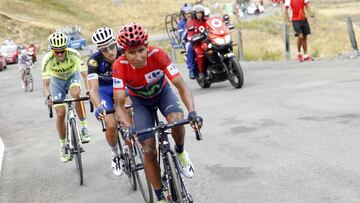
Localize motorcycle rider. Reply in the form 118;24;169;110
18;49;33;89
177;3;196;79
186;4;208;81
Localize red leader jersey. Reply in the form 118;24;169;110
284;0;310;21
112;46;180;99
186;18;207;41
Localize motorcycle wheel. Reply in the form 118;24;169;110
228;57;244;89
195;75;211;88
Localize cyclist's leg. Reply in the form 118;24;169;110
159;85;184;146
20;69;26;88
131;96;164;200
100;85;118;146
159;85;194;178
69;71;91;142
51;77;70;162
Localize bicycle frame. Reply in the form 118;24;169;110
135;108;202;203
66;102;83;152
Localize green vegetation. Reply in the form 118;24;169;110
0;0;359;61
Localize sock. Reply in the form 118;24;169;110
154;188;165;201
59;138;66;147
79;118;87;128
175;144;184;154
111;143;120;158
297;52;301;55
304;54;308;58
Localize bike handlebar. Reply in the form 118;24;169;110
52;96;90;105
47;96;90;118
136;119;202;141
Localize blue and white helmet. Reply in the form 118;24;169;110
92;27;116;48
181;3;193;14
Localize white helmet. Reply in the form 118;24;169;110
92;27;116;48
193;4;205;13
204;7;211;17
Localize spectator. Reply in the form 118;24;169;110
284;0;314;62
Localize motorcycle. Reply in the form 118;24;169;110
190;16;244;89
26;44;37;63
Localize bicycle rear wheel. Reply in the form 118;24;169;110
70;119;84;186
134;140;153;203
166;152;183;203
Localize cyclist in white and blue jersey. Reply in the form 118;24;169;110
87;27;127;176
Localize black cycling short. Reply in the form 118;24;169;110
292;19;311;37
130;84;184;142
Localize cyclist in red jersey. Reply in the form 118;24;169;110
112;23;203;203
284;0;314;62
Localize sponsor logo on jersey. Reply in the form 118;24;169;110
119;60;128;64
88;58;98;67
166;64;179;76
113;78;124;88
144;69;164;83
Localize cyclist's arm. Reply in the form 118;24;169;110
88;78;101;108
114;89;132;128
41;57;51;97
43;78;51;97
80;70;89;91
170;75;195;112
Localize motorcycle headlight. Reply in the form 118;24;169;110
214;38;226;45
225;34;231;44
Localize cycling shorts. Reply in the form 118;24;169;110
51;71;81;106
292;19;311;37
99;85;114;112
130;84;183;142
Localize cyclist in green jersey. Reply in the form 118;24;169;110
42;32;91;163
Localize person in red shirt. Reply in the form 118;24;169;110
284;0;314;62
112;23;203;203
186;4;208;80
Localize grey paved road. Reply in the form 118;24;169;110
1;59;360;202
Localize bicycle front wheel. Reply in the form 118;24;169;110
118;130;137;190
167;152;183;203
27;73;33;92
70;119;84;186
134;140;153;203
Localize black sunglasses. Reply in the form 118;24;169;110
99;43;116;53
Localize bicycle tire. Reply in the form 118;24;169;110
134;140;154;203
70;119;84;186
27;73;33;92
117;130;137;190
166;152;184;203
126;145;137;191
